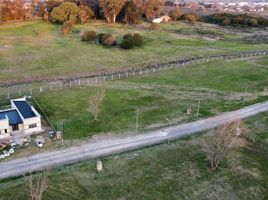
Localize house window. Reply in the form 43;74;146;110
29;123;37;129
5;129;8;133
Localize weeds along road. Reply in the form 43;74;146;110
0;101;268;179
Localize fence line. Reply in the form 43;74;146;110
0;49;267;100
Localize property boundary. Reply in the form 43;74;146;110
0;49;267;101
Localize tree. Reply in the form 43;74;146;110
99;0;125;23
78;5;94;23
25;170;49;200
50;2;79;23
122;0;140;24
203;120;245;171
24;0;36;20
88;90;106;121
46;0;62;13
43;10;49;22
144;0;163;20
37;1;45;17
169;8;182;21
61;20;74;36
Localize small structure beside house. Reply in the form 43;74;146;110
0;97;42;139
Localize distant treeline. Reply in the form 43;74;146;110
204;13;268;27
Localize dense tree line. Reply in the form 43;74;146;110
1;0;163;24
1;0;45;22
204;13;268;27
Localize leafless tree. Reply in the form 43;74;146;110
203;119;245;171
88;90;106;121
24;170;49;200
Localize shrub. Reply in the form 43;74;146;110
184;14;198;23
133;33;143;46
121;38;134;49
83;30;97;42
97;33;105;44
121;34;134;49
121;33;143;49
169;8;182;21
102;34;116;47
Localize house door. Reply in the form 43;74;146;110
12;124;19;131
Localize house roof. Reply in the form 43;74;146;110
0;109;23;125
12;100;36;119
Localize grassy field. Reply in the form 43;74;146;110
31;56;268;139
0;112;267;200
1;20;268;84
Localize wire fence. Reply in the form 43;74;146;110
0;49;267;103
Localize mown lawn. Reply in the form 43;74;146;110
32;56;268;139
1;20;268;83
0;113;267;200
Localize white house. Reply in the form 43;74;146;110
0;98;42;139
152;16;171;24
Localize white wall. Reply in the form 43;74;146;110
23;116;42;134
0;118;10;139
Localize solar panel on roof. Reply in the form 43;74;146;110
0;110;23;125
13;101;36;119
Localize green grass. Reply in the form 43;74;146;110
31;56;268;139
0;113;267;200
129;56;268;92
1;20;268;83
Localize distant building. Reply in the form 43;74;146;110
0;98;42;139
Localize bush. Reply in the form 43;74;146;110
183;14;198;23
133;33;143;46
121;38;134;49
169;8;182;21
86;31;97;42
121;33;143;49
97;33;105;44
123;33;134;41
102;34;116;47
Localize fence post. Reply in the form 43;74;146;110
50;85;53;91
69;81;72;87
18;89;21;96
7;92;10;99
30;88;32;95
78;79;81;86
40;86;43;93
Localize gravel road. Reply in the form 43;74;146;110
0;101;267;179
